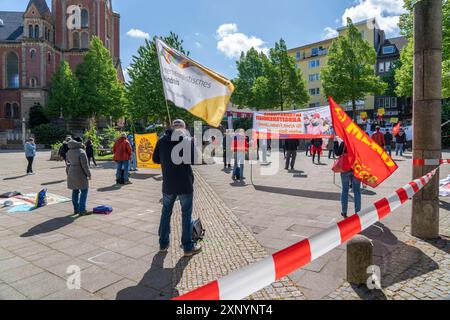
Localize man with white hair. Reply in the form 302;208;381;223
152;119;202;257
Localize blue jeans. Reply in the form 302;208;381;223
233;152;245;179
395;144;404;156
72;189;88;213
159;193;194;252
116;160;130;181
385;145;392;157
341;171;361;215
130;151;137;171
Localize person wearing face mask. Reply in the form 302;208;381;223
152;119;202;257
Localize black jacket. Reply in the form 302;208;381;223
152;129;197;195
334;142;347;157
384;133;393;146
86;140;94;157
284;139;300;152
312;138;324;148
395;133;406;144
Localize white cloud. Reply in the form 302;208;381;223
322;27;338;40
126;28;150;40
195;41;202;48
341;0;406;36
216;23;268;59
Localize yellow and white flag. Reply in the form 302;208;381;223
156;38;234;127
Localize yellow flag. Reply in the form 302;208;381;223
135;133;160;169
156;38;234;127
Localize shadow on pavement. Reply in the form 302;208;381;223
361;189;377;196
424;237;450;255
116;253;192;300
254;184;342;201
41;180;66;186
129;173;159;180
439;200;450;211
349;284;388;300
21;215;80;237
359;222;439;296
98;185;122;192
3;175;28;181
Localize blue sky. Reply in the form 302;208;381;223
1;0;406;80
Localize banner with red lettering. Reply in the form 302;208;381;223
253;106;334;139
329;97;398;188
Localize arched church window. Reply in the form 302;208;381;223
34;25;39;38
81;32;89;49
4;103;12;119
72;32;80;49
6;52;19;88
81;9;89;28
12;103;20;119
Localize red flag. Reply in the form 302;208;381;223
393;122;401;136
329;97;398;188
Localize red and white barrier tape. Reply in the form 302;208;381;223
174;167;442;301
413;159;450;166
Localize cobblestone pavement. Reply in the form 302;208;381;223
196;150;450;300
0;151;304;300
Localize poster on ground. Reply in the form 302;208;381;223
135;133;161;169
253;106;334;139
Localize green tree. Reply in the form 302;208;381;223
126;32;201;127
76;36;125;119
47;61;78;118
266;39;309;110
231;48;266;109
321;18;387;119
382;60;401;97
28;103;49;129
395;0;450;98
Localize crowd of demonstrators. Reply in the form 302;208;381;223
232;129;249;182
311;138;324;165
128;135;138;172
24;138;36;175
395;128;407;157
66;137;92;216
284;139;299;171
113;133;133;185
152;119;202;257
85;137;98;168
334;140;361;219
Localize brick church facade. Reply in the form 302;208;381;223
0;0;123;134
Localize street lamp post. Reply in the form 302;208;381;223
411;0;443;239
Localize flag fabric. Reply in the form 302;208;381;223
329;97;398;188
135;133;160;169
393;122;402;136
155;38;235;127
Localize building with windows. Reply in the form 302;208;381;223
0;0;123;134
288;18;408;123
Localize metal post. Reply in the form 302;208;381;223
412;0;443;239
22;117;26;145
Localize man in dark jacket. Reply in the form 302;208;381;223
284;139;299;171
384;130;393;157
152;119;202;257
395;128;407;157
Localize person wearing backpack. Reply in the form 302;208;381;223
152;119;202;257
113;133;133;185
334;141;361;219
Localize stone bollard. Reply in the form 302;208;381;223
347;235;373;285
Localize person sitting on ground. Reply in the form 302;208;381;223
334;141;361;219
113;133;133;185
152;119;202;257
24;138;36;175
66;138;92;216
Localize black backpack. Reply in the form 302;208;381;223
192;218;205;242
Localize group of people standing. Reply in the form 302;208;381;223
371;126;408;157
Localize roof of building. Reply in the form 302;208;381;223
0;11;24;41
387;36;408;51
25;0;51;17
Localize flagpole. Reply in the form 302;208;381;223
154;36;173;126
